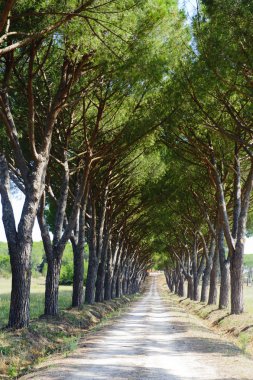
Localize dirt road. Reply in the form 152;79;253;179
22;275;253;379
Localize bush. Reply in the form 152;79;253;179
0;241;88;285
0;241;45;278
0;255;10;276
60;259;88;286
59;244;88;286
60;263;73;285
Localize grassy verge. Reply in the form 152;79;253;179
0;277;73;329
0;278;140;379
159;276;253;357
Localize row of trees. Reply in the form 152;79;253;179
1;0;252;330
153;0;253;314
0;0;186;329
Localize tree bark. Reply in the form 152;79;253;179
208;244;219;305
230;244;244;314
85;252;99;304
116;273;123;298
216;225;229;308
178;274;185;297
85;199;98;304
187;277;193;299
44;255;62;315
71;191;89;308
8;243;32;328
95;231;110;302
72;241;85;308
219;260;230;309
0;154;46;328
201;238;215;303
104;241;113;300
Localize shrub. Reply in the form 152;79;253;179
60;263;73;285
0;255;11;276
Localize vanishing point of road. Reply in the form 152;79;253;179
22;275;253;380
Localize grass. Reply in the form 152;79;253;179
0;269;143;379
160;276;253;357
0;277;73;328
0;285;137;379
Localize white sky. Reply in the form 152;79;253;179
0;193;42;241
178;0;198;19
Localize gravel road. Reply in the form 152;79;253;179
21;274;253;379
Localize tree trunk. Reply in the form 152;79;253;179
219;260;230;309
230;246;244;314
200;238;215;303
111;269;118;298
192;235;202;301
95;262;104;302
72;243;84;308
0;154;47;328
8;243;32;328
85;252;99;304
164;270;170;288
208;246;219;305
104;269;112;300
193;274;199;301
44;256;62;315
110;245;122;299
123;274;128;295
95;233;110;302
200;267;210;303
116;274;123;298
218;227;230;309
187;277;193;299
104;240;112;300
104;273;112;300
178;274;185;297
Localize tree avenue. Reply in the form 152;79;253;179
0;0;252;334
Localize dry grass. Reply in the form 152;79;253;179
0;296;136;379
0;275;139;379
0;277;72;329
159;276;253;357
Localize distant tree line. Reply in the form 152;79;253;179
148;0;253;315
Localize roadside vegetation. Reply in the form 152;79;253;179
160;276;253;356
0;293;137;378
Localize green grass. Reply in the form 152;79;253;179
0;240;88;327
0;277;73;328
244;254;253;267
0;292;134;379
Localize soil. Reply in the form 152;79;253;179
20;274;253;379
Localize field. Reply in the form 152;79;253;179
0;280;132;379
0;277;73;328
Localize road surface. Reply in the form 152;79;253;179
22;275;253;379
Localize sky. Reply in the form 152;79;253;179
0;193;42;241
178;0;198;19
